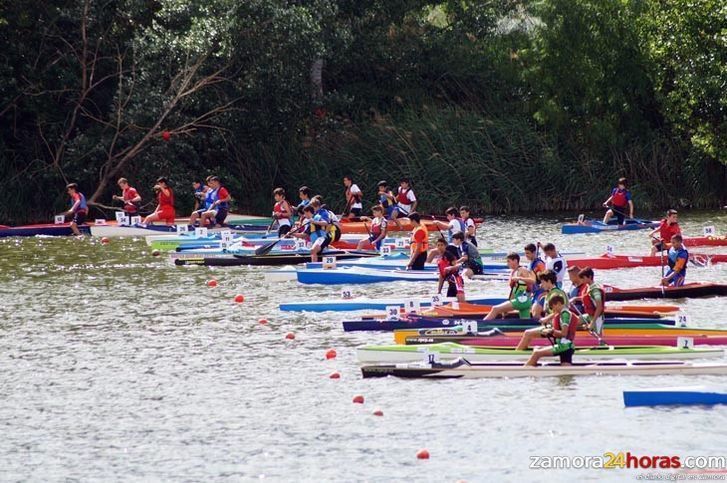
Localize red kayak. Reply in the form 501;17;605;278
603;282;727;301
405;334;727;347
567;253;727;270
684;236;727;247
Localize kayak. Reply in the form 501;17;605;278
356;342;724;363
361;359;727;379
604;282;727;301
150;233;394;252
561;218;659;235
340;218;468;234
393;324;727;344
296;266;509;285
0;222;91;237
404;333;727;348
623;387;727;407
173;249;379;267
304;252;507;271
90;221;270;237
418;301;678;318
278;293;507;312
344;317;673;333
683;235;727;247
566;253;727;270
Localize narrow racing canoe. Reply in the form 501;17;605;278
173;249;379;267
404;334;727;348
296;266;508;285
604;282;727;301
623;387;727;407
0;223;91;237
683;236;727;247
278;294;507;312
562;218;659;235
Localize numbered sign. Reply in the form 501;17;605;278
176;224;189;234
118;215;130;226
323;256;336;269
340;289;353;300
677;314;690;327
194;227;208;238
677;337;694;350
54;215;65;225
295;239;307;250
605;245;614;256
220;231;234;243
220;241;230;251
385;306;400;321
430;294;443;306
130;216;142;226
703;226;716;236
94;219;107;225
115;211;126;223
404;299;421;314
380;246;392;256
395;238;406;249
420;348;440;364
577;213;585;224
462;320;478;335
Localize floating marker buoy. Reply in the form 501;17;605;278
285;332;295;340
100;237;110;244
151;250;161;257
325;349;337;360
206;279;218;288
234;294;245;303
416;449;430;460
258;319;268;325
329;371;340;379
352;395;364;404
373;409;383;416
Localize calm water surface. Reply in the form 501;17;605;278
1;211;726;482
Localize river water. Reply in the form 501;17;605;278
1;211;726;482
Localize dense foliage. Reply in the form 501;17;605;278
0;0;724;223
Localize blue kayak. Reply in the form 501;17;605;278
296;266;509;285
305;252;507;271
562;218;659;235
624;387;727;407
279;294;507;312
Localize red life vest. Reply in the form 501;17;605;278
273;200;290;218
371;218;386;237
580;283;605;316
397;187;411;205
659;219;681;242
553;308;578;341
611;188;628;208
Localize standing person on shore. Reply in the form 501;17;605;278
649;209;681;256
343;176;363;218
391;178;417;229
113;178;142;219
662;235;689;287
459;206;478;246
65;183;88;236
602;177;634;225
143;177;175;225
272;188;293;237
406;212;429;270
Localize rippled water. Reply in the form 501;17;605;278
1;211;726;481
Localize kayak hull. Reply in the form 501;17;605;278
173;250;379;267
0;223;91;237
562;218;659;235
404;334;727;347
623;388;727;407
604;282;727;301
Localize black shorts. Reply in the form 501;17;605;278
612;205;628;224
215;208;229;225
411;251;427;270
559;348;574;364
350;207;362;217
468;262;484;275
653;241;667;252
278;224;291;237
319;235;331;250
446;282;458;298
72;211;87;225
467;236;478;247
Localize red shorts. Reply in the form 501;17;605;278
159;206;176;224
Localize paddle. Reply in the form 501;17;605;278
431;215;447;241
570;303;607;346
650;235;666;278
255;223;306;256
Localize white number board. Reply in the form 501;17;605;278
430;294;443;306
220;231;233;243
340;289;353;300
380;246;392;256
54;215;65;225
130;216;142;225
323;256;336;269
94;219;107;225
194;227;208;238
385;306;400;321
176;224;189;234
703;226;716;236
404;299;420;314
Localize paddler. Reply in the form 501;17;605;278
310;197;342;242
649;209;681;256
426;237;458;264
189;176;213;226
483;253;535;320
437;250;465;303
523;295;577;367
192;180;208;212
294;186;314;215
113;178;142;219
376;181;397;221
343;176;363;218
525;243;546;317
529;270;569;320
272;187;293;237
541;242;566;288
198;176;231;227
143;177;175;225
391;178;417;226
566;265;584;314
451;232;484;277
570;267;605;334
602;177;634;225
357;205;388;250
65;183;88;236
433;207;466;242
459;206;478;246
406;212;429;270
292;205;330;262
662;234;688;287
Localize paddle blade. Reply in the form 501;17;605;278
255;240;278;256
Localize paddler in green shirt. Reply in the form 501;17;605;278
516;270;568;350
484;253;535;320
525;295;577;366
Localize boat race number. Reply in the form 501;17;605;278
420;348;439;364
380;246;392;256
430;294;443;306
220;231;233;243
54;215;65;224
130;216;141;225
677;337;694;349
176;224;189;234
677;314;690;327
194;227;208;238
94;219;107;225
462;320;478;334
295;239;307;250
340;289;353;300
385;306;400;321
115;211;126;225
404;299;420;314
703;225;716;236
395;238;407;249
605;244;614;255
323;256;337;269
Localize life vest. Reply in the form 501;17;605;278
659;220;681;242
544;287;569;315
397;187;412;205
305;216;326;241
345;186;362;202
215;187;229;210
580;282;604;316
379;192;392;209
371;218;386;237
122;187;140;212
667;247;688;275
203;188;216;210
553;308;578;343
158;188;174;209
611;188;629;208
411;224;429;254
509;270;530;300
545;253;566;284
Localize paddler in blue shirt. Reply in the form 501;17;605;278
291;205;330;262
566;266;584;314
662;234;688;287
450;232;483;277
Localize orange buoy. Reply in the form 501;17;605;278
285;332;295;340
329;371;340;379
206;279;218;288
151;250;161;257
100;237;110;244
258;318;268;325
416;449;430;460
352;395;364;404
373;409;384;416
325;349;337;360
234;294;245;303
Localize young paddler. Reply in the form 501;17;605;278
483;253;535;320
272;187;293;237
113;178;142;218
649;209;681;256
432;207;466;243
426;237;457;264
662;234;688;287
451;232;484;277
343;176;363;218
516;270;568;350
541;242;566;288
524;295;577;367
391;178;417;226
566;266;584;314
292;205;330;262
65;183;88;236
406;212;429;270
437;250;465;303
143;177;175;225
570;267;605;334
375;181;397;221
357;205;388;250
459;206;478;246
602;177;634;225
199;176;231;227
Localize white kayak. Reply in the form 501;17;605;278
296;266;509;285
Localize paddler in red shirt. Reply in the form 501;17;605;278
436;249;465;302
649;209;681;255
602;177;634;225
143;177;175;225
113;178;142;218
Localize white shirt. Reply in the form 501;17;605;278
545;253;567;285
349;184;362;210
447;219;463;241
